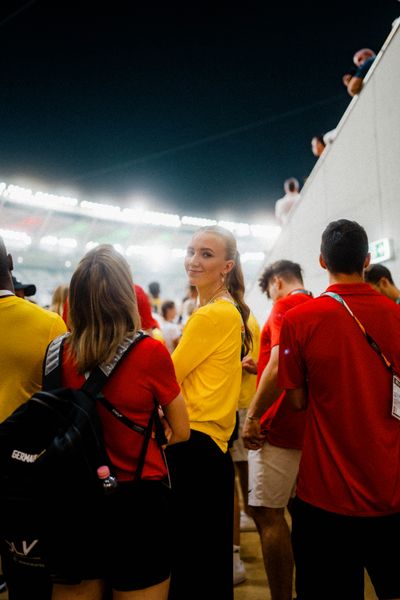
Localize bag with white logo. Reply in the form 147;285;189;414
0;330;159;538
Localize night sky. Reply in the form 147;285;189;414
1;0;399;221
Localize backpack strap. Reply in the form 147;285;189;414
42;331;147;395
43;333;70;391
83;331;147;397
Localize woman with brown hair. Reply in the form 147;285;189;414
49;284;69;316
165;225;252;600
47;244;189;600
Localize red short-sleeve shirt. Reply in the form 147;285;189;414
257;291;312;449
61;336;180;480
279;283;400;516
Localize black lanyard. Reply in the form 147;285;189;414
321;291;392;371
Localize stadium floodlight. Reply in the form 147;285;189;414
3;184;33;203
0;228;32;248
34;192;78;209
80;200;121;219
123;208;181;228
40;236;77;251
58;237;78;249
181;216;217;227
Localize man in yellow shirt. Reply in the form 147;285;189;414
0;237;66;599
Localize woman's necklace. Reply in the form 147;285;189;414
205;285;231;305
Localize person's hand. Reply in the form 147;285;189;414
242;356;257;374
242;416;265;450
342;73;352;87
157;407;172;448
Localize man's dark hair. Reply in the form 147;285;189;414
284;177;299;193
321;220;369;274
148;281;160;298
364;264;394;285
0;237;9;278
161;300;175;319
259;260;303;295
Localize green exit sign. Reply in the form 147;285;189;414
369;238;393;263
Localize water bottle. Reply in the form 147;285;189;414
97;465;118;495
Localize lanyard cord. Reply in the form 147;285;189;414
321;291;392;371
289;289;313;297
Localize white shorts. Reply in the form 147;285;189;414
230;409;248;463
248;441;302;509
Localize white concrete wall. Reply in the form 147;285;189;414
247;21;400;326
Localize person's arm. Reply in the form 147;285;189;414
162;393;190;445
241;355;257;374
242;345;281;450
347;76;363;96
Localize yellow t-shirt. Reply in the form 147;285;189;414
0;296;67;422
172;298;242;452
238;311;261;409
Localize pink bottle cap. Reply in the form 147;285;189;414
97;465;110;479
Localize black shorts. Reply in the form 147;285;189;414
43;479;171;592
291;497;400;600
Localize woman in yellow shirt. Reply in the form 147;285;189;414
166;225;252;600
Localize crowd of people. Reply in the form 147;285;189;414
275;46;376;228
1;212;400;600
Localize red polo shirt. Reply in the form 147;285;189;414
279;283;400;516
257;290;312;449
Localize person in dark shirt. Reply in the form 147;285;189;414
342;47;376;97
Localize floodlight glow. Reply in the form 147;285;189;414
34;191;78;209
80;200;121;219
85;241;99;251
181;216;217;227
40;236;77;251
58;237;78;249
17;256;24;264
40;236;58;247
0;182;6;195
0;228;32;248
65;260;72;268
113;244;125;255
250;224;281;239
171;248;186;258
218;220;250;237
126;245;148;256
3;184;33;203
141;211;181;228
241;252;265;263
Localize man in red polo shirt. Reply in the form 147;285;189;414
279;220;400;599
242;260;312;600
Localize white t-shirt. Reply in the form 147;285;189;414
160;318;181;353
275;192;301;225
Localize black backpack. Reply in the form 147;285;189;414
0;330;162;537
